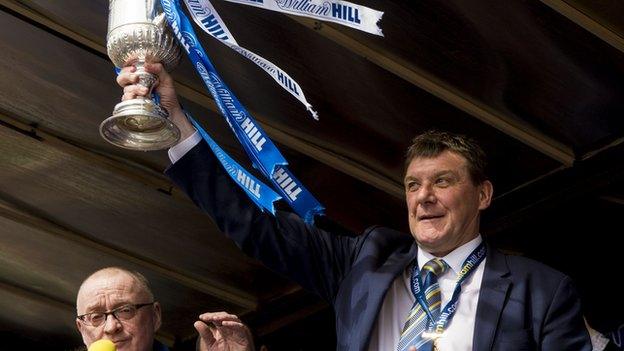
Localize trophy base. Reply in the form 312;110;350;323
100;98;181;151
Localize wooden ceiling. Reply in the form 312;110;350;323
0;0;623;349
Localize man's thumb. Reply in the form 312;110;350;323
195;320;217;347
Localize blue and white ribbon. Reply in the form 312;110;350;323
161;0;325;222
184;0;318;119
222;0;384;36
189;116;282;214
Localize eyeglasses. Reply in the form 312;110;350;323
77;302;155;327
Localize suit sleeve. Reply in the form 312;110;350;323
541;275;592;350
165;140;363;302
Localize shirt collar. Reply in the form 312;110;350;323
417;235;483;276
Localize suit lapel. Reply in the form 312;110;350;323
358;241;418;351
473;245;511;351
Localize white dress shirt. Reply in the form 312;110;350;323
368;235;486;351
168;130;201;164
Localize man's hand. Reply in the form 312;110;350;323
115;62;196;140
195;312;254;351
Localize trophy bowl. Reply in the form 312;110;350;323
101;0;182;151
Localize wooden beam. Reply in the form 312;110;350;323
0;0;404;199
540;0;624;54
0;194;258;309
0;110;184;200
600;196;624;206
0;278;74;312
288;17;575;166
0;110;262;310
485;141;624;236
0;0;104;52
581;136;624;161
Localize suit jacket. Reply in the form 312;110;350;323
154;340;169;351
166;141;591;351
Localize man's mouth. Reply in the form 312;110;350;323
418;214;445;221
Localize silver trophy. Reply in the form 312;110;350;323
101;0;182;151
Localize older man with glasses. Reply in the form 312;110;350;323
75;267;254;351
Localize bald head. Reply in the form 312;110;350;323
76;267;153;311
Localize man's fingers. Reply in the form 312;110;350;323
220;321;246;328
116;63;168;88
194;320;217;342
144;62;174;86
198;311;242;324
123;84;148;97
121;85;148;101
144;62;164;75
115;61;190;137
116;71;138;87
119;66;136;74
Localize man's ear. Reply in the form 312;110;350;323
153;302;162;331
478;180;493;210
76;319;89;348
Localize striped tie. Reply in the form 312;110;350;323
397;258;449;351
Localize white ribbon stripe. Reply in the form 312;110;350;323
185;0;319;119
222;0;384;36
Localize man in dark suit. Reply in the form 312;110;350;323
118;64;591;351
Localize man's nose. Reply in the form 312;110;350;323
415;183;437;204
103;313;122;334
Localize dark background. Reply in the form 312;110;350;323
0;0;623;349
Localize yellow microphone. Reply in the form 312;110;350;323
88;339;116;351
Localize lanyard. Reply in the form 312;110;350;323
410;242;486;334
